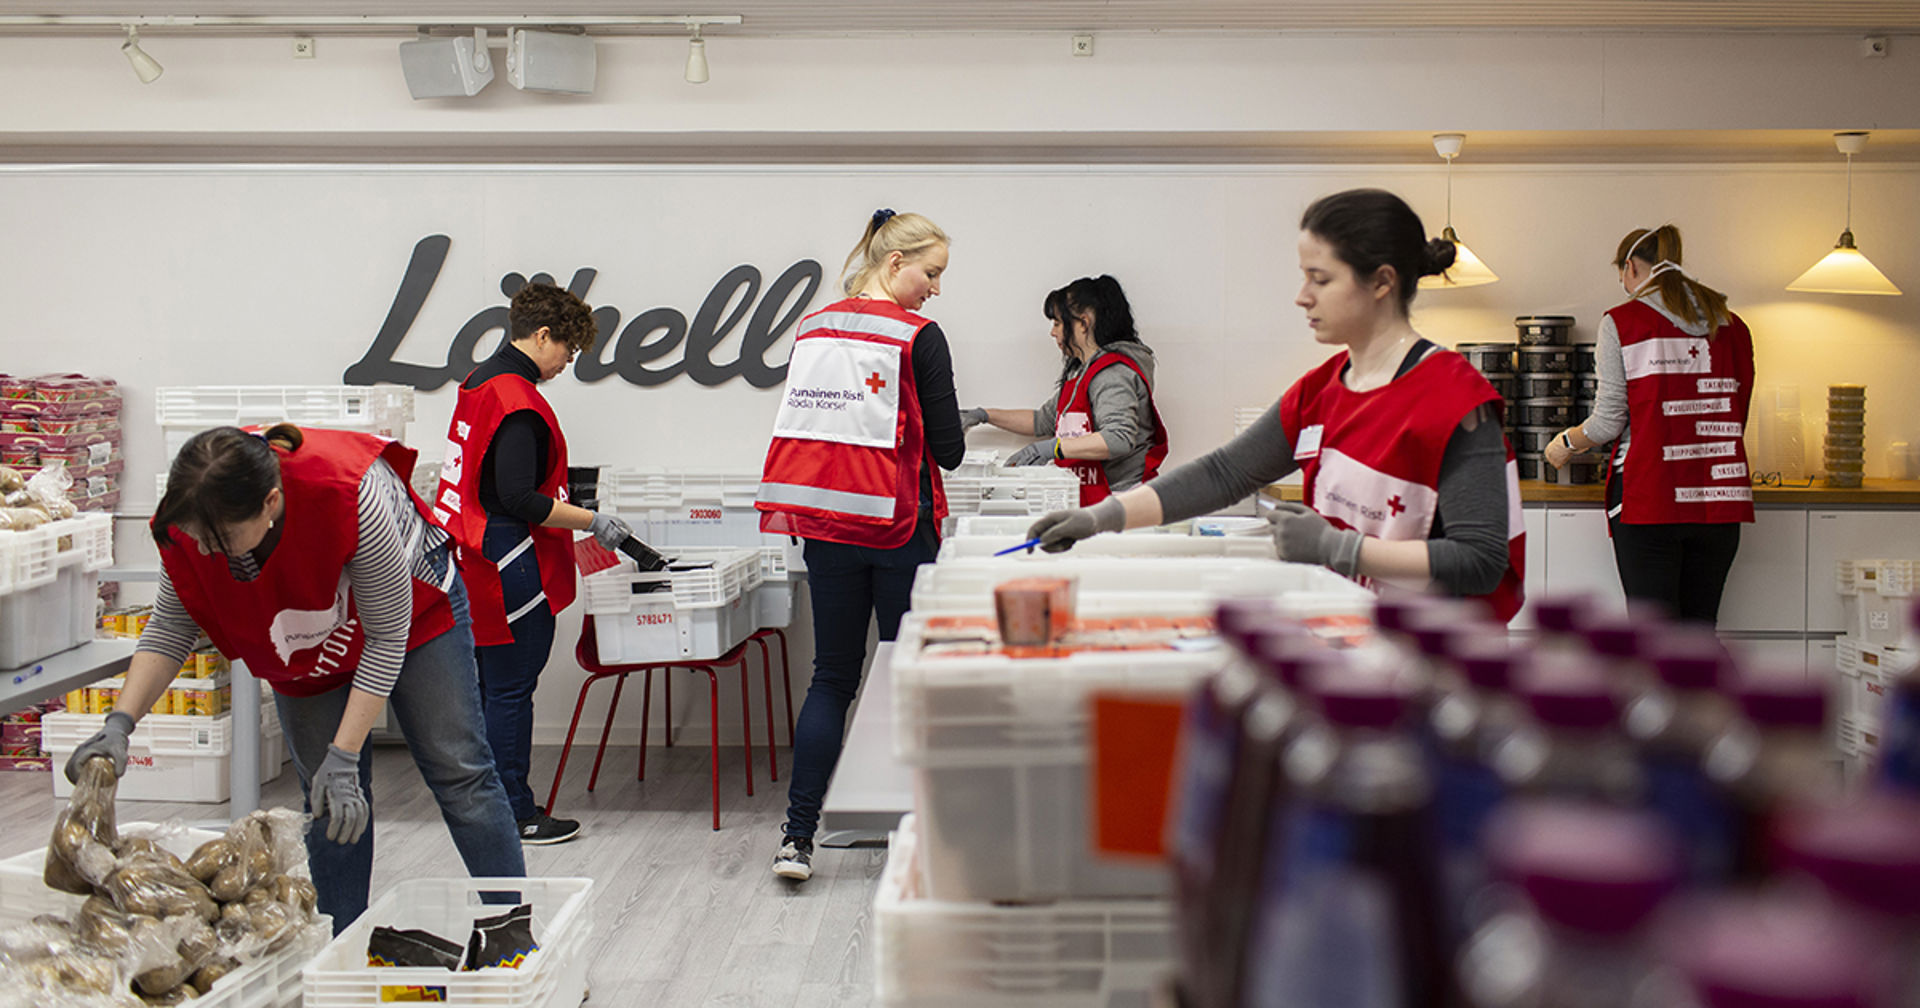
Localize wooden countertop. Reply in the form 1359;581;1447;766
1263;478;1920;506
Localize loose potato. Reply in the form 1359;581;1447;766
210;865;251;903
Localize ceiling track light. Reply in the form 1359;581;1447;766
685;26;708;84
121;25;162;83
1786;131;1902;296
1419;132;1498;290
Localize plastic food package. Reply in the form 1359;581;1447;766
368;926;465;969
992;576;1077;646
45;757;120;895
462;903;538;971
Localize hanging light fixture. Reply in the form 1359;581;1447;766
684;26;709;83
121;25;163;83
1787;131;1902;296
1419;133;1499;289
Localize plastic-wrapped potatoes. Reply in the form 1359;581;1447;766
182;836;238;886
45;760;120;895
0;466;24;494
270;875;317;915
103;854;219;923
0;506;49;531
188;957;238;993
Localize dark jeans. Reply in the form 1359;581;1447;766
1609;518;1742;625
475;514;556;822
783;513;939;840
276;558;526;933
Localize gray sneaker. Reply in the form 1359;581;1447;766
772;835;813;881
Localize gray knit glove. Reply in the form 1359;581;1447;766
1267;502;1364;577
960;408;989;432
587;512;634;550
310;744;370;845
64;711;134;782
1005;441;1054;467
1029;496;1126;554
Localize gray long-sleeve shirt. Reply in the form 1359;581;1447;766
1149;344;1513;597
1031;341;1160;492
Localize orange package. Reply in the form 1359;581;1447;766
993;576;1077;647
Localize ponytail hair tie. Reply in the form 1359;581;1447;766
871;208;896;229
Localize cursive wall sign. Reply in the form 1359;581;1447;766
343;234;822;391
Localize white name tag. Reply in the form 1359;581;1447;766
1709;462;1749;480
1294;424;1324;460
1697;378;1739;394
1696;421;1743;437
1663;441;1740;461
1676;486;1754;503
1663;397;1731;417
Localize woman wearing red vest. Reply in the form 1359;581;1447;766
965;274;1170;505
1030;188;1526;622
436;282;631;846
1544;225;1754;624
757;209;966;881
64;425;525;932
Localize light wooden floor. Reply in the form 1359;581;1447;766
0;742;885;1008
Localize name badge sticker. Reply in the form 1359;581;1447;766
1294;424;1324;460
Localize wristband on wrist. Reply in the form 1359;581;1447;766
1053;438;1065;461
1559;431;1576;452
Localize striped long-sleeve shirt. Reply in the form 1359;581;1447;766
138;458;451;698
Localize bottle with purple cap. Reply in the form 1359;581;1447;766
1701;665;1833;881
1460;801;1680;1008
1623;629;1740;883
1772;794;1920;1006
1491;654;1643;805
1647;890;1901;1008
1877;598;1920;793
1427;633;1525;939
1241;663;1453;1008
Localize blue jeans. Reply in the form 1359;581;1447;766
276;558;527;933
475;514;556;821
783;514;938;840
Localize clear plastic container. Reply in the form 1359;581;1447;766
1624;630;1740;883
1428;634;1525;939
1241;667;1452;1008
1461;801;1679;1008
1703;666;1832;881
1492;654;1642;806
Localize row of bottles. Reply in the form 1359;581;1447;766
1166;594;1920;1008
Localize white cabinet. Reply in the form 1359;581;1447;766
1805;511;1920;633
1717;510;1809;633
1541;508;1626;615
1511;507;1549;631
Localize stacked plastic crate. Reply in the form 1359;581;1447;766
875;548;1376;1007
940;451;1080;535
1834;558;1914;765
153;384;414;497
0;374;124;512
599;468;795;637
0;511;113;670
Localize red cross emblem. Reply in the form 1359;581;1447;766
1387;495;1406;516
864;372;887;394
1688;345;1700;358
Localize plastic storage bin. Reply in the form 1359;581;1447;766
155;385;413;470
302;876;592;1008
581;546;762;662
909;555;1371;620
601;467;805;571
939;532;1273;563
875;814;1173;1008
1835;635;1904;731
942;466;1080;519
0;512;110;668
1836;559;1916;646
43;710;284;802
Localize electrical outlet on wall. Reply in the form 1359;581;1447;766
1072;34;1094;57
292;36;315;59
1862;35;1889;58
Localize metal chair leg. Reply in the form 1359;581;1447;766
544;673;598;815
586;671;628;793
752;635;779;782
737;652;755;798
706;669;721;831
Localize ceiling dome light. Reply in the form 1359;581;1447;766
1787;132;1902;296
121;26;162;83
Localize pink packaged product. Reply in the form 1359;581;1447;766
24;373;117;403
0;400;122;435
0;431;119;468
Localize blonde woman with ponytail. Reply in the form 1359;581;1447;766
757;209;966;881
1544;224;1756;624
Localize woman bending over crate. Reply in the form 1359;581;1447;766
65;423;526;932
1029;189;1525;621
756;209;967;881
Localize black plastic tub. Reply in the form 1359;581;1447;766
1512;397;1575;427
1517;346;1575;373
1517;373;1576;399
1542;457;1603;485
1457;342;1516;375
1515;316;1577;345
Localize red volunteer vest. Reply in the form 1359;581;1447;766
1052;352;1170;506
156;429;456;697
1280;348;1526;623
1606;300;1756;526
757;298;949;549
435;371;578;647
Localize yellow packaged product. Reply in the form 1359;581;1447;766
65;689;88;713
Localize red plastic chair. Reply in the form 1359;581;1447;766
746;626;795;750
545;616;761;831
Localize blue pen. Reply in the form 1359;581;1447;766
11;664;45;686
993;538;1044;556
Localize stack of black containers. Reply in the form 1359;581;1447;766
1458;317;1602;484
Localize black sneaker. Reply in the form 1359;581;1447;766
517;812;581;846
772;835;813;881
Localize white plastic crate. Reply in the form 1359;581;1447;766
0;822;222;925
939;533;1274;563
876;814;1173;1008
582;546;762;661
1836;559;1917;646
155;385;414;429
602;467;806;574
1835;636;1904;731
302;876;592;1008
943;466;1080;519
0;549;98;669
0;510;112;595
909;555;1372;619
1234;405;1270;435
44;711;284;802
1839;712;1881;760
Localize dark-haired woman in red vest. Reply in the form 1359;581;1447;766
436;282;632;846
1544;225;1754;624
64;424;524;932
964;274;1169;505
1030;188;1526;624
